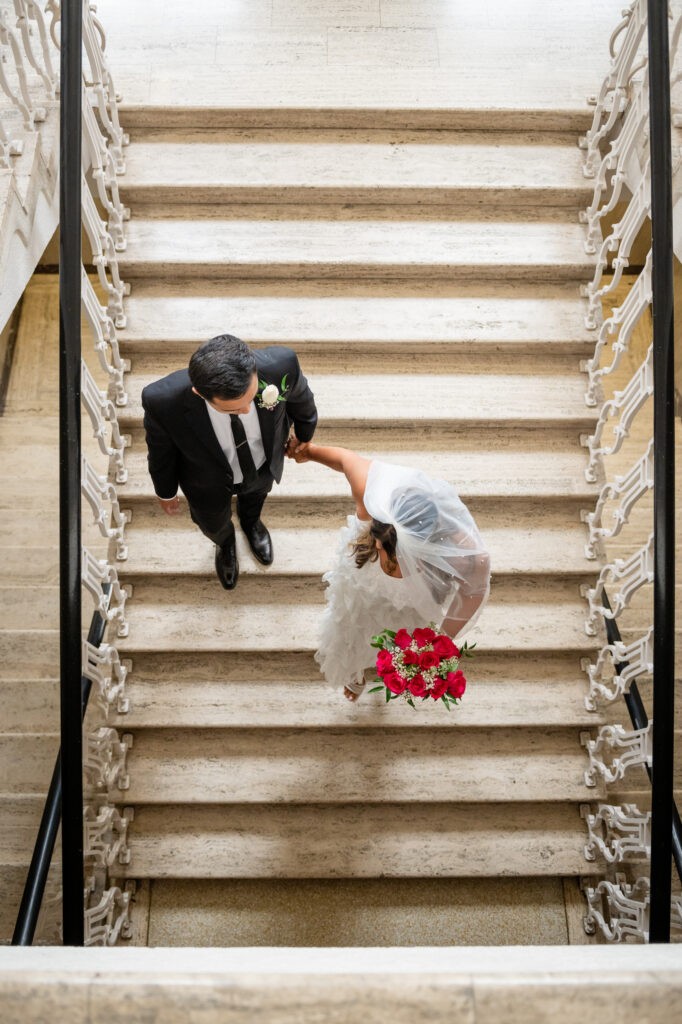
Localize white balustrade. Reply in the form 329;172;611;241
82;452;129;560
580;0;648;177
582;627;653;710
583;252;652;407
14;1;57;96
81;358;129;482
82;636;129;716
84;727;132;793
583;875;650;942
582;803;651;863
84;804;133;869
582;722;652;787
582;440;653;560
583;532;654;636
81;545;129;637
0;5;46;130
584;345;653;482
84;881;134;946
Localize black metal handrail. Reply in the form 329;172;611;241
59;0;84;946
646;0;676;943
11;595;109;946
601;592;682;885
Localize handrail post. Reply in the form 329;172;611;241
647;0;675;944
59;0;84;947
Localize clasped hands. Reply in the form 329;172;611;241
285;432;311;463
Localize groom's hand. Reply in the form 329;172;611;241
157;495;181;515
285;434;310;460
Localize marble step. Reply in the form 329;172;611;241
121;802;591;879
120;725;602;805
116;577;599;655
121;131;591;207
0;796;48;864
118;219;594;281
119;67;594;132
0;734;59;795
117;446;601;504
121;515;596;578
116;287;597;359
114;650;602;730
118;371;599;432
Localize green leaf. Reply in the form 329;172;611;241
368;686;383;693
384;629;397;638
281;373;289;391
407;698;415;708
385;689;391;703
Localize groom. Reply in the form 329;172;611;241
141;334;318;589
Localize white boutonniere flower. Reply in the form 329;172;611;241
257;374;289;411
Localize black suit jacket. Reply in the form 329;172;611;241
141;347;317;510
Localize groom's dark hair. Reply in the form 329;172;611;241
189;334;257;400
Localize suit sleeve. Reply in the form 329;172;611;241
142;388;180;499
283;350;318;442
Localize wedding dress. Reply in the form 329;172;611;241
315;460;490;694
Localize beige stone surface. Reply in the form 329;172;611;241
124;802;591;879
147;876;569;947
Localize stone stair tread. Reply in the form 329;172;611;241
121;520;596;577
119;371;598;427
118;448;600;502
117;290;596;353
119;219;594;279
0;796;48;863
120;66;595;131
115;676;602;730
121;133;591;203
121;802;591;879
116;586;598;654
121;726;601;804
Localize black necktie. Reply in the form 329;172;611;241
230;414;258;487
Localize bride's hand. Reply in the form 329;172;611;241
285;435;311;461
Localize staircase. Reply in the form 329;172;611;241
109;116;606;945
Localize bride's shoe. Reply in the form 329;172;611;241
344;686;360;702
344;678;366;702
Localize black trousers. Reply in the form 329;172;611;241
189;465;275;548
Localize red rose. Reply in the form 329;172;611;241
403;649;419;666
394;629;412;650
413;627;436;648
376;650;394;676
433;635;459;659
408;674;427;697
419;650;440;670
430;676;449;699
384;672;408;694
447;670;466;699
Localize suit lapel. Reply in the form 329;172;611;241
182;387;232;476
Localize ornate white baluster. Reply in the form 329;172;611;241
82;1;129;172
84;804;133;869
583;532;654;635
81;358;129;482
580;0;648;177
582;722;652;787
582;626;653;709
81;546;129;637
81;268;128;404
84;727;132;793
84;881;134;946
83;637;129;716
0;110;23;166
583;875;650;941
82;452;129;560
581;73;650;254
13;0;57;96
0;6;45;129
672;896;682;932
582;167;651;329
582;803;651;863
583;252;652;407
584;345;653;482
82;97;129;257
582;440;653;558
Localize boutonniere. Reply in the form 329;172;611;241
257;374;289;411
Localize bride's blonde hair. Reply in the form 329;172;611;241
351;519;398;572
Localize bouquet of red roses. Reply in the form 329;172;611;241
369;624;474;710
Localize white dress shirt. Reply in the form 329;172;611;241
159;399;266;499
204;399;266;485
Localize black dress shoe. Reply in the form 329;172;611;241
241;518;273;566
215;534;239;590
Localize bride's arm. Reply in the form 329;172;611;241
441;548;491;638
292;444;371;518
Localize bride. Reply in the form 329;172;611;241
289;443;491;701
